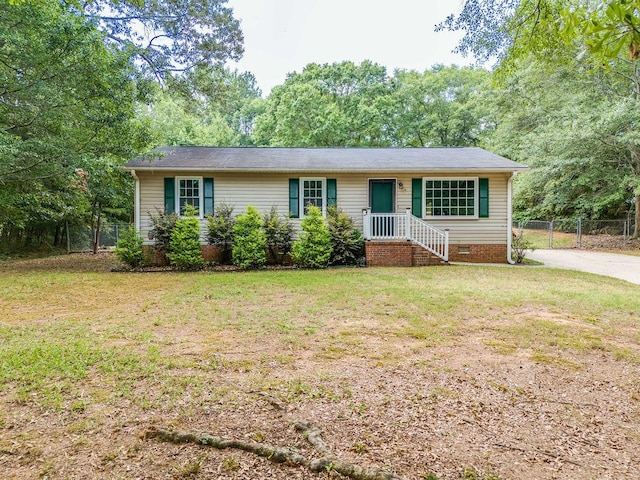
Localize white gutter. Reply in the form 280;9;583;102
130;169;141;233
507;172;517;265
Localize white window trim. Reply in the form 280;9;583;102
299;177;327;217
176;176;204;218
423;177;479;220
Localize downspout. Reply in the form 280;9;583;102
507;172;517;265
130;170;141;233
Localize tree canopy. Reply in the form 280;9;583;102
253;61;492;148
1;0;246;251
440;0;640;235
0;1;151;247
74;0;243;79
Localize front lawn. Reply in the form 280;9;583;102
0;254;639;480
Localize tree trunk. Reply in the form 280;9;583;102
92;206;102;254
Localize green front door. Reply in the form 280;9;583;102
370;180;396;237
370;179;395;213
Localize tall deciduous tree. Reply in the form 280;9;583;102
0;1;150;248
254;61;396;147
487;58;639;226
391;65;493;147
162;65;264;145
441;0;640;235
74;0;243;79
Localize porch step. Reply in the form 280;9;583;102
412;244;446;266
364;240;447;267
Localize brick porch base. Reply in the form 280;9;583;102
364;241;508;266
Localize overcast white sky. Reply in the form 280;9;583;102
226;0;472;95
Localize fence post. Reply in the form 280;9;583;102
624;220;628;241
625;211;631;241
549;220;554;248
577;218;582;248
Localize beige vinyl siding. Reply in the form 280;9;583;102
136;170;511;246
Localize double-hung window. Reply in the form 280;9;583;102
177;177;202;215
289;178;336;218
164;176;213;217
424;178;478;218
301;178;325;214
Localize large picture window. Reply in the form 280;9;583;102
424;178;477;218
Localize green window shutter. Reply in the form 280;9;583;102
203;178;214;216
411;178;422;217
164;177;175;214
289;178;299;218
327;178;337;208
479;178;489;218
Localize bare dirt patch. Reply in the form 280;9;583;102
581;234;640;255
1;254;639;480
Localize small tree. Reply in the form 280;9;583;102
326;206;364;266
114;226;143;268
167;205;204;270
207;203;235;264
292;205;332;269
263;206;294;264
232;206;267;269
149;209;178;256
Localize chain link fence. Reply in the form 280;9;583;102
514;217;637;249
68;223;132;253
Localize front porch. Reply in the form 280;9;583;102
362;208;449;266
361;209;508;266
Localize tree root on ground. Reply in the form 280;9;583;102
144;392;405;480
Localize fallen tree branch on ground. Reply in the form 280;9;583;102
144;392;405;480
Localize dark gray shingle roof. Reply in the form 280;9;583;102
126;146;527;172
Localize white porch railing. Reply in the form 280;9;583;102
362;208;449;262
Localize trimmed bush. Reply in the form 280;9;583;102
292;205;332;269
327;206;364;266
114;226;143;268
207;203;235;264
263;206;294;264
232;205;267;269
167;205;204;270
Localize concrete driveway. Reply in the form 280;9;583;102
526;249;640;285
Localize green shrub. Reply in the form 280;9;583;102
263;206;294;264
326;206;363;266
149;209;178;256
167;205;204;270
232;206;267;269
207;203;235;264
292;205;332;269
114;226;143;268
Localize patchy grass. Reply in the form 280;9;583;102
1;254;640;480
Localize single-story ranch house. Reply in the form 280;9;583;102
125;146;527;266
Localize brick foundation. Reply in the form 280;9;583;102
448;244;508;263
365;241;508;266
